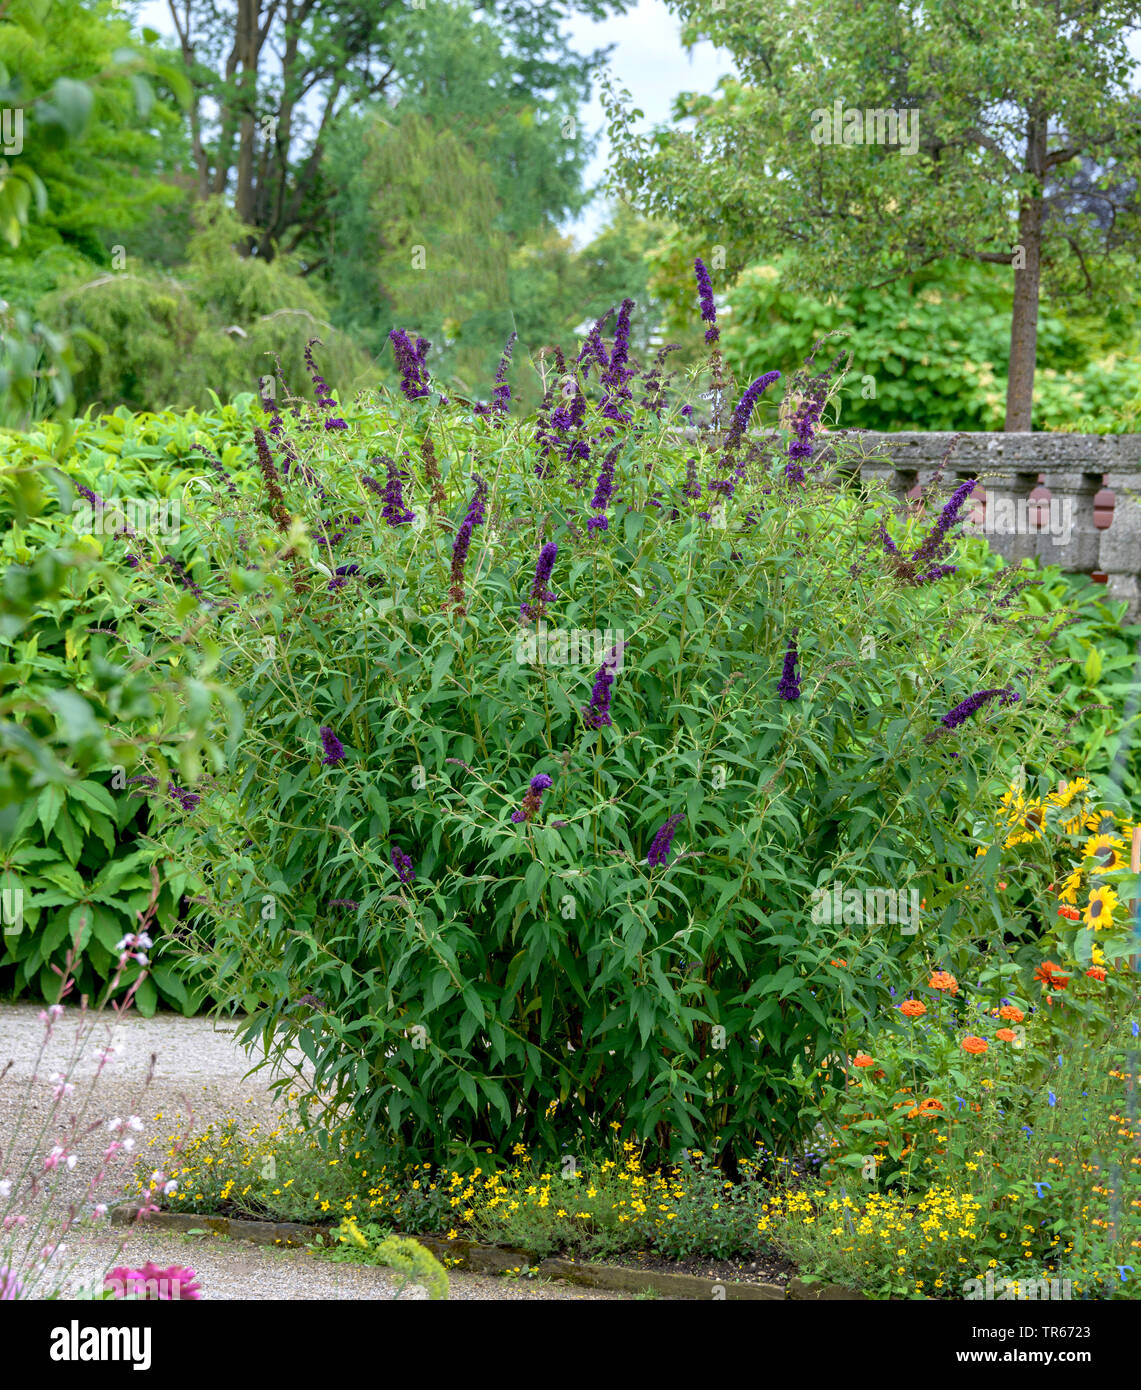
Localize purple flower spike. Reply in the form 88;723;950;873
381;456;416;527
777;635;801;701
511;772;554;823
521;542;558;623
647;812;685;868
724;371;781;454
389;329;432;401
911;479;979;568
939;687;1020;730
390;847;416;884
695;258;719;344
319;726;346;766
583;646;622;730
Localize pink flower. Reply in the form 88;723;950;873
0;1265;23;1300
43;1146;75;1172
105;1263;201;1300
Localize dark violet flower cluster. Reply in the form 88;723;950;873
576;308;614;379
390;846;416;884
582;646;622;730
587;446;619;532
380;456;416;527
492;332;516;413
521;541;558;623
327;563;360;593
785;380;826;484
448;474;489;613
389;329;432;401
191;443;237;496
910;478;978;569
938;686;1020;731
777;634;801;701
76;484;104;509
694;258;719;344
878;477;979;586
598;298;636;425
511;772;554;823
722;371;782;456
160;555;206;601
167;783;200;813
304;339;347;430
319;726;346;766
647;812;685;868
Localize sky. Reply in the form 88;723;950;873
561;0;734;244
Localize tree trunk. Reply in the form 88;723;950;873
234;0;261;245
1005;193;1042;431
1005;112;1047;432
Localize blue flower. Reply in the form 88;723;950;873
1033;1181;1052;1198
1048;1090;1057;1107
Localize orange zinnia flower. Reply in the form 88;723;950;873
1034;961;1069;990
1086;966;1107;982
928;971;959;994
852;1053;875;1067
900;999;927;1018
918;1098;944;1112
998;1005;1025;1023
995;1028;1017;1042
961;1036;988;1055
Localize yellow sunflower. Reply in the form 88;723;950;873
1083;885;1119;931
1083;833;1126;875
1049;778;1090;810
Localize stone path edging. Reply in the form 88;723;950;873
111;1204;866;1301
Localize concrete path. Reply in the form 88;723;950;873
0;1001;628;1301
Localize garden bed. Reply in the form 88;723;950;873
110;1203;856;1300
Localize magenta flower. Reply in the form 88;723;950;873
105;1263;201;1300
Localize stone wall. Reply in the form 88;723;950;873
814;432;1141;620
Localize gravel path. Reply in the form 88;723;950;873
0;1001;630;1301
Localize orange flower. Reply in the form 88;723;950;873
1086;966;1107;982
852;1053;875;1068
999;1004;1025;1023
900;999;927;1018
918;1098;944;1112
961;1036;988;1055
928;971;959;994
995;1028;1017;1042
830;958;848;967
1034;961;1069;990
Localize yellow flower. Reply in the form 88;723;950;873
1084;884;1119;930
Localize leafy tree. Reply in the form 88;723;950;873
602;0;1141;429
163;0;628;261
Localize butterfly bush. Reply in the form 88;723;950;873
130;268;1075;1172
